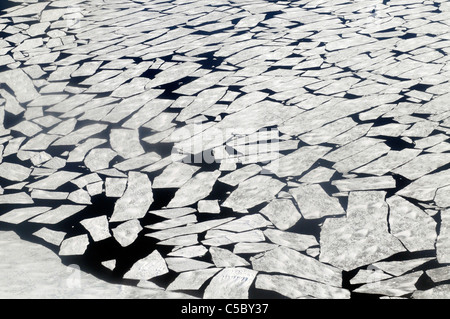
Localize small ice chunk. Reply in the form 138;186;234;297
331;176;396;192
148;207;196;219
123;250;168;280
158;234;199;247
113;152;161;172
59;235;89;256
101;260;116;271
112;219;143;247
31;190;68;200
202;230;265;246
80;216;111;242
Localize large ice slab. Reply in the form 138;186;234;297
123;250;168;280
319;191;406;271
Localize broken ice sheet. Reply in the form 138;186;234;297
167;170;220;208
252;246;342;287
290;184;345;220
110;172;153;222
152;162;200;189
68;189;92;205
222;175;284;213
123;250;168;280
167;268;221;291
234;242;278;254
204;267;257;299
354;271;423;297
259;199;301;230
59;234;89;256
319;191;406;271
80;215;111;242
387;195;437;252
298;167;335;184
256;274;350;299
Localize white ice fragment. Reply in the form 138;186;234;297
32;227;66;246
59;235;89;256
123;250;168;280
167;170;220;208
112;219;143;247
290;184;345;219
110;172;153;222
204;268;257;299
0;206;51;224
80;216;111;242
